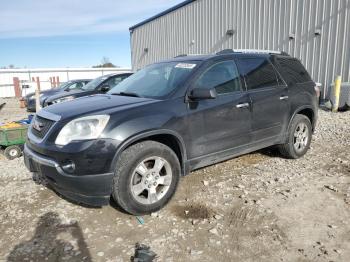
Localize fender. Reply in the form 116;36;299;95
285;105;315;140
110;129;189;176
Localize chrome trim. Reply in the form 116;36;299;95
28;113;59;143
236;102;250;108
233;49;282;54
24;144;58;168
24;144;66;175
280;95;289;100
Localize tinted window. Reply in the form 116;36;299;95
276;58;312;84
66;82;84;90
106;75;128;89
196;60;241;94
57;82;70;89
236;58;279;89
82;75;108;91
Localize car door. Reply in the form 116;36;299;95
186;59;252;162
235;56;290;142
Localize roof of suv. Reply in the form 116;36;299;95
69;79;92;82
104;72;133;77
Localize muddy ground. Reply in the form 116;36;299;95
0;97;349;262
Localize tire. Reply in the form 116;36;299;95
278;114;312;159
112;141;181;215
4;145;22;160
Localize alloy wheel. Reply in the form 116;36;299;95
130;156;172;205
293;122;309;153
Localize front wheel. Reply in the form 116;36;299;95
278;114;312;159
112;141;181;215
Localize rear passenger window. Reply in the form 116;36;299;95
276;58;312;84
236;58;279;89
196;60;241;94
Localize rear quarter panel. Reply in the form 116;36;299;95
288;81;318;129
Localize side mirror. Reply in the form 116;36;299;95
188;88;217;100
100;84;110;92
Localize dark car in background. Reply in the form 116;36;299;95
24;50;318;215
24;79;91;112
44;73;132;107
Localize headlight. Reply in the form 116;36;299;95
52;96;75;104
55;115;110;145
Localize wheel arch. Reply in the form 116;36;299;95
111;130;188;176
288;106;316;132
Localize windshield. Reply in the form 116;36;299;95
108;61;198;98
81;75;108;91
57;82;69;89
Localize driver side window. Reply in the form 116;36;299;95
68;82;83;90
196;60;242;94
107;77;120;89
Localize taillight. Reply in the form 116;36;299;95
314;82;321;98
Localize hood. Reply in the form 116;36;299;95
25;88;61;99
41;88;61;96
42;94;157;119
46;89;89;102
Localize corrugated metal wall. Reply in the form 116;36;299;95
130;0;350;95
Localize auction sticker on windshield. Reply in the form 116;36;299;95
175;63;196;69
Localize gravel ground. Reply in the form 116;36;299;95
0;97;349;262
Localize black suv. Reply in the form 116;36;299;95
24;50;318;215
44;73;132;106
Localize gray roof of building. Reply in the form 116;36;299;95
129;0;196;31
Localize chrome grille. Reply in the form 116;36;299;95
30;115;55;139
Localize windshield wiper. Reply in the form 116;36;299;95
111;92;140;97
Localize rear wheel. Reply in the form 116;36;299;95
4;145;22;160
278;114;312;159
112;141;180;215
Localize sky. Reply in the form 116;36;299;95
0;0;184;68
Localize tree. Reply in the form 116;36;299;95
101;57;110;65
0;65;16;69
92;57;118;68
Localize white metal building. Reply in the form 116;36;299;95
0;67;131;98
129;0;350;94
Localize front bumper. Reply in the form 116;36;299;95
23;144;114;206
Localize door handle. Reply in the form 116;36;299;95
236;102;250;109
280;95;289;100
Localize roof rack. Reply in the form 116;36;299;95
216;49;289;56
174;53;205;58
174;49;289;58
215;49;235;55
